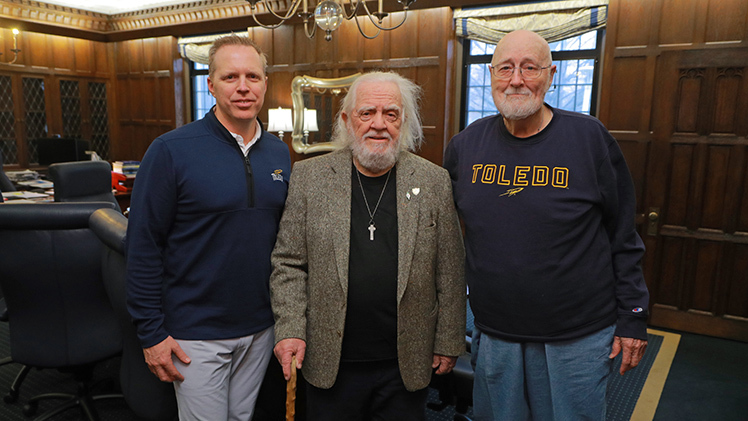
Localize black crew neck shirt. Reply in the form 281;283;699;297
341;164;398;362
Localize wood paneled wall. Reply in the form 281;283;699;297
3;8;454;165
0;28;111;78
112;36;184;161
106;8;455;164
600;0;748;341
253;7;455;165
0;28;113;168
600;0;748;193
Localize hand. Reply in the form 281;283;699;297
432;354;457;375
274;338;306;381
609;335;647;375
143;336;191;382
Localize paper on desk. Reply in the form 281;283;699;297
0;199;37;204
4;170;39;182
2;191;49;199
17;180;54;189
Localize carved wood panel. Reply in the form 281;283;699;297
648;48;748;341
602;0;748;341
112;36;181;161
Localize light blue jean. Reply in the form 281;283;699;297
472;324;615;421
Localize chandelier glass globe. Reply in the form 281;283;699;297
314;0;344;40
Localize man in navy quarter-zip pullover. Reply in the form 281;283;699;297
126;34;290;420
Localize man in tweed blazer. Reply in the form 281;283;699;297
270;72;465;420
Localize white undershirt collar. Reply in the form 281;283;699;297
229;125;262;156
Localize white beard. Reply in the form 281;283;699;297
350;131;400;175
495;87;544;120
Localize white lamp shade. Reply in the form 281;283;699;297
267;107;293;132
303;108;319;132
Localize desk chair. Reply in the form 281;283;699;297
89;208;304;421
0;298;31;404
0;149;34;401
48;161;121;212
0;144;27;397
89;208;178;421
0;202;124;421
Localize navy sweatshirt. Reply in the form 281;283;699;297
126;110;291;348
444;107;649;342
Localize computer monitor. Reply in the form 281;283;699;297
36;138;90;166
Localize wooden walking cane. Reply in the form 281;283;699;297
285;355;297;421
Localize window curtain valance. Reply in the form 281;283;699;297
177;32;249;64
454;0;608;45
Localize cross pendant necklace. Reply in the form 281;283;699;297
355;167;392;241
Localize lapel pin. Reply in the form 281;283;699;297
406;192;411;200
412;188;420;196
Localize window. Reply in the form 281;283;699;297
0;75;17;165
0;74;109;167
23;77;48;164
89;82;111;160
461;29;604;129
60;80;82;140
191;62;215;122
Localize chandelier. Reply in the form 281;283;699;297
245;0;417;41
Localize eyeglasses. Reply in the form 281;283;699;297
489;64;552;80
354;108;400;123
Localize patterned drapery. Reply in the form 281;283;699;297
454;0;608;45
177;32;249;64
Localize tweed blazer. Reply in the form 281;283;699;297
270;148;466;391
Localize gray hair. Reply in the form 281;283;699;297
333;71;424;152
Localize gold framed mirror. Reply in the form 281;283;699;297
291;73;362;154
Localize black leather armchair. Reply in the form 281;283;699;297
48;161;121;212
0;301;31;405
0;202;124;420
89;208;178;421
0;147;30;399
89;207;303;421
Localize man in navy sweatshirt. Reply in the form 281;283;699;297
444;30;649;420
126;34;290;420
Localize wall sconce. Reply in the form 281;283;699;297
303;108;319;143
1;29;20;65
267;107;294;140
245;0;417;41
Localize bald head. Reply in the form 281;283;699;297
489;30;556;125
492;30;552;68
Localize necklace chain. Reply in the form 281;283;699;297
355;167;392;241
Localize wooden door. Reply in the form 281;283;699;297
644;48;748;342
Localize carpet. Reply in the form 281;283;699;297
459;301;680;421
0;321;679;421
607;329;681;421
